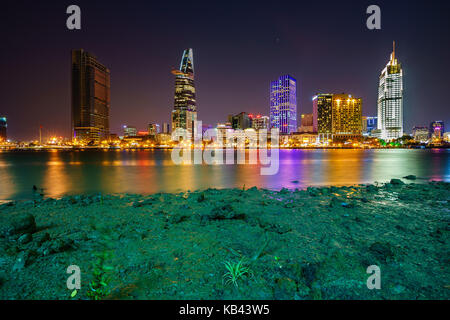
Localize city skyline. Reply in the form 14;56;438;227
1;1;449;140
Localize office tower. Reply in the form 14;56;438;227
123;126;137;137
298;113;314;133
228;112;252;130
332;94;363;138
366;116;378;135
412;126;430;142
377;42;404;141
270;75;297;134
162;122;170;134
251;115;269;130
430;121;445;139
312;94;333;134
0;116;7;141
148;123;160;136
71;49;111;143
171;49;197;139
362;116;368;134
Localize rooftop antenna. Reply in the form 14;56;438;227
392;41;396;61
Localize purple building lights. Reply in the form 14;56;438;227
270;75;297;134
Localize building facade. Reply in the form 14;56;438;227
71;49;111;143
377;42;404;141
332;94;363;139
228;112;252;130
313;94;333;135
270;75;297;134
412;126;430;142
162;122;170;134
366;116;378;135
251;115;269;131
148;123;160;136
171;49;197;139
0;116;7;141
123;126;137;137
298;113;314;133
430;121;445;139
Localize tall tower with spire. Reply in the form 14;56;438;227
376;41;404;141
171;48;197;138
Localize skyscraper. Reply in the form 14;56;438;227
71;49;111;143
331;94;362;139
162;122;170;134
270;75;297;134
0;116;7;141
377;42;404;141
171;49;197;139
312;94;333;134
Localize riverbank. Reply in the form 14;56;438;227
0;180;449;300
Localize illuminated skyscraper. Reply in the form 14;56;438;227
313;94;333;134
270;75;297;134
171;49;197;139
71;49;111;143
377;42;403;141
313;93;362;139
0;116;7;141
331;94;362;139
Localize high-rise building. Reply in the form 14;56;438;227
430;121;445;139
123;125;137;137
270;75;297;134
171;49;197;139
312;94;333;134
298;113;314;133
0;116;7;141
362;116;368;134
412;126;429;142
377;42;404;141
162;122;170;134
251;115;269;131
71;49;111;143
148;123;160;136
228;112;252;130
332;94;363;139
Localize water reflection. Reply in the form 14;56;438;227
0;149;448;200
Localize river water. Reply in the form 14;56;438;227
0;149;448;200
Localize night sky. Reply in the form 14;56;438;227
1;0;449;140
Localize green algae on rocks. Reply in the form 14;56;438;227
0;181;449;300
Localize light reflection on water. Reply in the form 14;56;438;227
0;149;448;200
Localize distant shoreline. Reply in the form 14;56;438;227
0;146;448;151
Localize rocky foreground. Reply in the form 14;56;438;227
0;179;449;300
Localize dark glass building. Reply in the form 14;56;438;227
0;116;7;141
171;49;197;137
228;112;252;130
71;49;111;143
313;94;333;134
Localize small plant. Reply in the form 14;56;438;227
87;251;114;300
223;258;252;288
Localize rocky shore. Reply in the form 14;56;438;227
0;179;449;300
